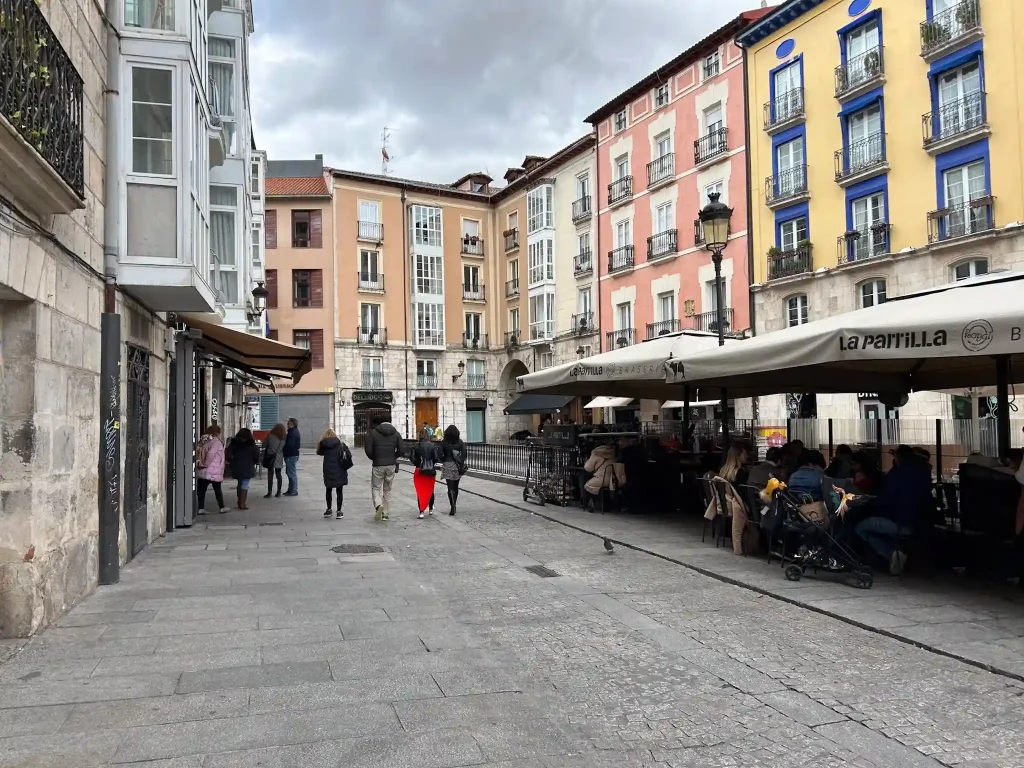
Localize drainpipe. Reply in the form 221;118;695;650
401;188;410;439
592;133;601;361
741;45;760;421
98;0;123;585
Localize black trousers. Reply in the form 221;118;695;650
267;468;282;495
197;478;225;511
446;478;460;503
326;486;344;509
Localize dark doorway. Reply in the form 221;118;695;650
125;345;151;558
354;403;392;447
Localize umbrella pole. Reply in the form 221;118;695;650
722;387;730;449
996;355;1010;461
682;385;691;442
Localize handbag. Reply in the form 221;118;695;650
341;445;354;471
261;446;277;469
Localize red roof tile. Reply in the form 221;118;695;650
266;177;330;197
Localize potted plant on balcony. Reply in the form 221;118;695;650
955;0;978;29
862;50;881;77
796;239;813;252
920;20;950;49
843;230;861;241
767;245;783;259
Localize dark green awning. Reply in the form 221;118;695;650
503;394;574;415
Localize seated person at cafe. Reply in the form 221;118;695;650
825;444;854;480
747;446;781;489
717;444;750;488
778;440;805;481
788;450;827;501
583;443;627;510
851;451;882;495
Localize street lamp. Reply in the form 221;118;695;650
451;360;466;384
247;281;269;326
698;192;733;347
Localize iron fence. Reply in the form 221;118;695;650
465;442;532;480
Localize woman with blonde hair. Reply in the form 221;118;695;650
705;444;752;555
317;428;353;518
262;423;286;498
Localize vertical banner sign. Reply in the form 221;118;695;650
98;314;121;585
246;394;261;430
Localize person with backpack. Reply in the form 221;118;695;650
317;429;353;519
411;428;443;519
262;423;286;498
195;424;227;514
439;424;468;516
225;428;260;510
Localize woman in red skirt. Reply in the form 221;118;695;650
411;429;443;519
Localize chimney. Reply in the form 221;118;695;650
314;154;323;161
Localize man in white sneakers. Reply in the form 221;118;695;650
363;414;402;521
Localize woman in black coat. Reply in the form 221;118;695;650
440;425;468;516
317;429;352;519
225;428;260;510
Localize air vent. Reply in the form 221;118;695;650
331;544;385;554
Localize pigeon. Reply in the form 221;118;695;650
603;538;614;553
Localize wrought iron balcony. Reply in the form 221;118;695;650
504;330;521;349
360;372;385;389
0;0;85;204
463;283;485;301
765;165;809;208
572;195;592;222
834;133;887;185
646;319;680;339
767;244;813;280
608;176;633;205
920;0;981;60
606;328;636;351
763;88;805;133
462;332;488;349
467;373;487;389
647;154;675;187
505;278;519;298
574;250;593;277
415;331;444;348
693;219;705;247
922;92;987;153
357;271;384;292
357;326;387;346
357;221;383;242
703;57;720;79
927;197;995;243
461;237;484;256
694;127;728;165
571;311;596;336
837;224;891;264
691;309;734;335
504;228;519;251
647;229;678;261
607;245;634;274
416;374;438;388
835;47;885;100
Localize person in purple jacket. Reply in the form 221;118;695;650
195;424;228;514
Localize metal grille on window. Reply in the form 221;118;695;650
125;345;151;558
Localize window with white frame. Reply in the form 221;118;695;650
938;61;982;136
250;159;261;196
577;231;590;258
467;359;485;378
508;259;519;282
210;185;238;304
859;279;887;308
208;37;237;155
463;264;481;291
845;19;879;86
614;154;629;180
360;303;381;332
705;180;725;204
655;202;674;234
615;219;631;249
655;83;670;108
131;67;173;175
775;137;806;195
778;216;808;252
463;219;480;240
360;249;381;281
415;303;444;346
529;291;556;340
125;0;173;30
578;287;592;315
846;103;882;171
578;344;592;358
658;291;676;321
528;239;554;285
250;222;261;267
704;50;721;79
361;356;384;386
705;279;730;311
614;109;627;132
410;205;442;247
850;192;886;259
943;160;988;236
359;200;381;240
576;173;590;201
540;351;554;369
509;308;520;333
704;103;723;135
655;131;672;160
508;211;518;232
465;312;482;341
414;253;443;295
787;294;809;327
527;185;553;233
616;302;632;331
416;359;437;378
954;258;988;281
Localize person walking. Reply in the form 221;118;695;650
440;424;468;516
412;428;442;519
262;423;286;498
433;423;443;442
283;418;301;495
226;428;260;510
195;424;228;514
317;428;353;519
364;414;402;521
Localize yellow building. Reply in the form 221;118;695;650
737;0;1024;421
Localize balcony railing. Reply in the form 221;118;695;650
415;331;444;348
647;154;675;187
606;328;636;351
835;47;884;99
572;195;592;222
0;0;85;198
703;58;720;79
357;271;384;292
357;326;387;346
416;374;438;388
571;311;596;336
646;319;680;339
647;229;678;261
463;283;485;301
357;221;383;242
765;165;808;207
691;308;735;334
461;237;484;256
467;373;487;389
763;88;805;132
837;224;891;264
574;250;593;276
927;197;995;243
505;278;519;298
694;127;728;165
360;372;385;389
462;332;488;349
504;228;519;251
923;92;986;149
767;244;813;280
834;133;886;183
607;245;634;274
608;176;633;205
693;219;705;247
920;0;981;59
504;330;521;349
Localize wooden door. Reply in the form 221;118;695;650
415;398;438;436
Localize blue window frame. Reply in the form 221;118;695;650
933;139;991;239
838;88;885;175
837;9;883;68
927;41;985;134
775;202;809;250
843;175;889;262
767;56;804;125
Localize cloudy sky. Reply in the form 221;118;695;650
251;0;759;184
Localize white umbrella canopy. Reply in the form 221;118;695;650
665;272;1024;398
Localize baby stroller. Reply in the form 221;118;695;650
763;476;874;589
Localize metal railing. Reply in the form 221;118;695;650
465;443;531;480
463;283;485;301
505;278;519;298
647;229;678;260
360;372;384;389
357;326;387;345
647;153;675;186
765;165;808;206
608;176;633;205
607;245;634;274
920;0;981;57
466;373;487;389
357;271;384;291
923;92;986;147
691;308;734;334
572;195;592;222
461;238;484;256
694;219;705;246
837;225;890;264
504;228;519;251
504;330;521;349
571;311;596;336
703;57;720;79
927;197;995;243
574;250;593;276
416;374;438;388
0;0;85;197
763;88;805;131
606;328;636;351
462;332;487;349
835;47;884;97
694;127;728;165
646;319;679;339
834;133;886;181
357;221;383;241
767;244;813;280
530;323;554;342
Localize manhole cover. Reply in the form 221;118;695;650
258;522;283;526
525;565;559;578
331;544;385;554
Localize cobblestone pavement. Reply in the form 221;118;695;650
2;457;1024;766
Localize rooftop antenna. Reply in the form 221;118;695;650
381;127;392;176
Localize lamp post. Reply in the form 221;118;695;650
247;281;269;327
698;192;733;348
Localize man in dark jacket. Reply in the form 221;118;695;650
364;414;402;521
283;418;301;495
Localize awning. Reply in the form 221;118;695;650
584;397;635;409
503;394;574;415
184;316;312;385
662;399;720;409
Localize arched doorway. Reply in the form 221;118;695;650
353;402;392;447
498;358;532;440
499;358;530;394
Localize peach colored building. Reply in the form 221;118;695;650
586;10;769;421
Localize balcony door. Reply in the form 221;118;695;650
615;219;631;249
938;62;982;136
851;193;886;259
845;20;879;85
616;302;632;332
658;292;675;322
360;303;381;335
773;62;802;120
847;104;881;170
655;202;674;235
576;174;589;200
360;249;380;281
943;161;986;237
779;216;808;253
776;138;804;195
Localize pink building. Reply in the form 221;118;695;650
586;11;770;374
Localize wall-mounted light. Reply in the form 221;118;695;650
246;281;270;325
451;360;466;384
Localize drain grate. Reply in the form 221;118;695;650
258;522;283;526
525;565;560;578
331;544;385;554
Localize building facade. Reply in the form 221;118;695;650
738;0;1024;422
